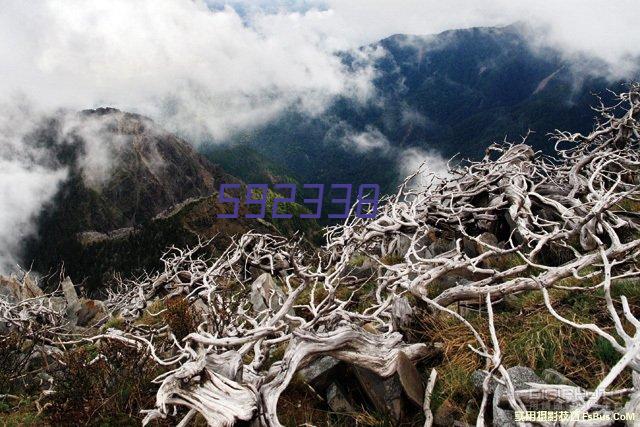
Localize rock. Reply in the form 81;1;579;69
272;253;290;270
326;383;355;413
343;265;376;280
470;370;499;394
49;296;67;313
477;232;498;251
462;237;477;258
429;238;456;256
492;366;542;426
192;299;209;319
391;235;411;257
471;232;500;256
76;228;137;246
0;274;42;303
0;276;24;303
392;297;414;330
434;399;456;427
492;403;515;427
395;351;424;407
250;273;293;315
390;232;434;261
61;276;79;307
22;275;43;299
476;219;494;233
75;299;108;327
503;366;542;389
250;273;273;312
298;356;340;391
463;233;499;257
541;368;577;387
354;367;403;423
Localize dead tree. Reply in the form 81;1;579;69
1;85;640;426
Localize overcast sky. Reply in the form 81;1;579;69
1;0;639;140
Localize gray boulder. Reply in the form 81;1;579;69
470;370;499;395
341;264;376;281
492;366;542;427
395;351;424;406
429;238;456;256
0;274;43;303
23;275;44;299
298;356;340;391
392;297;414;330
326;383;355;413
541;368;577;387
354;366;404;423
463;232;499;257
75;299;108;327
61;276;79;307
0;276;24;303
250;273;294;315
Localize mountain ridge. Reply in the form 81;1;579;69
22;108;319;290
205;24;623;192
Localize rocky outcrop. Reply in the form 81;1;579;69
23;108;240;289
492;366;542;426
298;356;341;391
326;383;355;413
355;366;405;422
1;275;109;330
0;275;42;303
250;273;294;316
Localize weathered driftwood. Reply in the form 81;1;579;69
1;85;640;426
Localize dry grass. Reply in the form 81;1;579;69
47;341;168;426
483;253;526;271
417;284;639;418
614;197;640;213
134;299;166;326
380;253;405;266
163;296;196;340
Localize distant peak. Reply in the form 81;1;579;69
80;107;122;116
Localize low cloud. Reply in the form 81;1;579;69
0;0;378;142
224;0;640;80
0;103;68;272
398;147;451;186
0;1;382;273
61;114;124;190
341;125;390;153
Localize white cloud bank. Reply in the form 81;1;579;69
2;1;639;140
399;147;451;186
0;103;68;272
271;0;640;78
0;0;377;141
2;0;638;141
